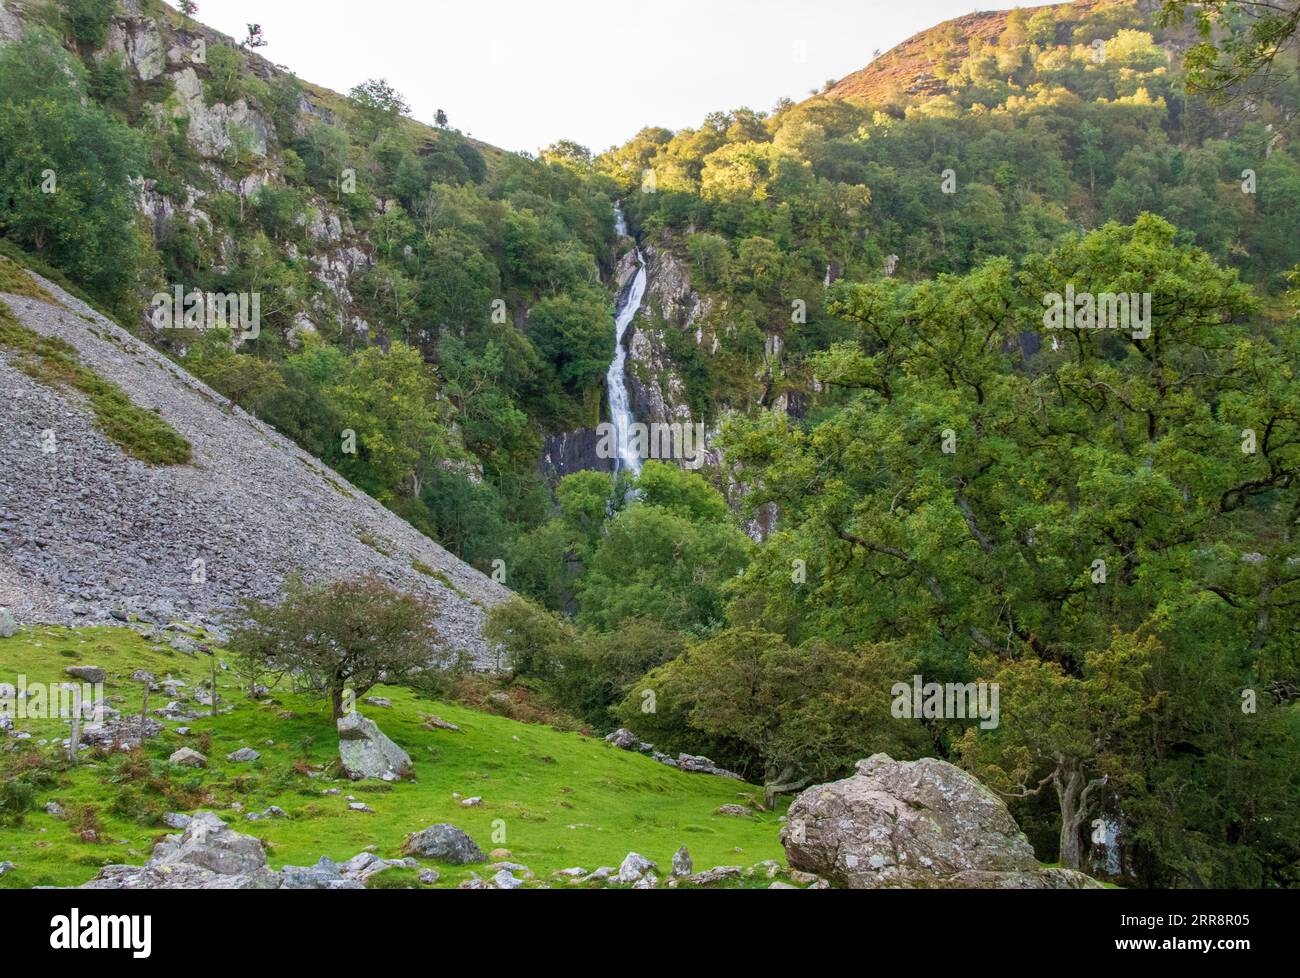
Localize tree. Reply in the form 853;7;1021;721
179;1;199;20
959;633;1160;870
242;24;267;49
328;341;458;499
0;30;148;310
435;108;449;128
346;78;411;141
618;630;928;796
1160;1;1300;100
229;575;445;719
720;216;1300;882
57;0;114;47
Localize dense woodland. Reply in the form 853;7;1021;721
1;0;1297;887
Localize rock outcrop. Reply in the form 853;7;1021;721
337;711;412;781
781;754;1103;889
401;824;485;864
79;811;419;889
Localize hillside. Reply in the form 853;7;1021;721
0;0;1296;894
825;0;1119;103
0;256;509;663
0;624;785;888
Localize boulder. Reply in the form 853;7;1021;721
781;754;1103;889
227;747;260;763
671;845;693;877
279;856;364;890
337;711;412;781
64;665;106;684
0;608;18;638
168;747;207;768
401;824;485;864
81;811;280;889
605;727;647;751
337;852;418;883
616;852;656;884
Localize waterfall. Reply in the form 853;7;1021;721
607;204;646;475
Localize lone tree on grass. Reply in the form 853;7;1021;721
230;574;445;719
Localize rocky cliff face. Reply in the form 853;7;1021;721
625;243;707;431
0;266;509;665
0;0;377;347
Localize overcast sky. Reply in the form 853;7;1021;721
195;0;993;153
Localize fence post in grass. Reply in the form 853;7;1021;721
67;683;82;766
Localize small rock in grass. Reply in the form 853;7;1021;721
348;802;373;813
672;845;692;877
418;868;440;885
169;747;206;768
401;824;484;864
616;852;656;884
65;665;106;684
460;796;482;807
227;747;260;763
492;869;524;889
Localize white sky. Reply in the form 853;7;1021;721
195;0;995;153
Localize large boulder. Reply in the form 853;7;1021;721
337;711;412;781
401;824;484;864
781;754;1102;889
81;811;280;889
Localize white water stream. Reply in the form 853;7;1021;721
607;204;646;475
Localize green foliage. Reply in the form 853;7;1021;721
719;217;1300;884
229;574;452;718
618;630;930;788
0;29;150;312
1160;0;1300;101
57;0;113;47
203;44;248;106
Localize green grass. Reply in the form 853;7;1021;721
0;255;59;304
0;625;785;888
0;300;192;466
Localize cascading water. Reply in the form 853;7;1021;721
607;204;647;475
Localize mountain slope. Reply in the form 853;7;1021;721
0;259;509;664
824;0;1156;104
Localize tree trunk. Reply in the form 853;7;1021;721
331;686;345;720
1054;757;1105;870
